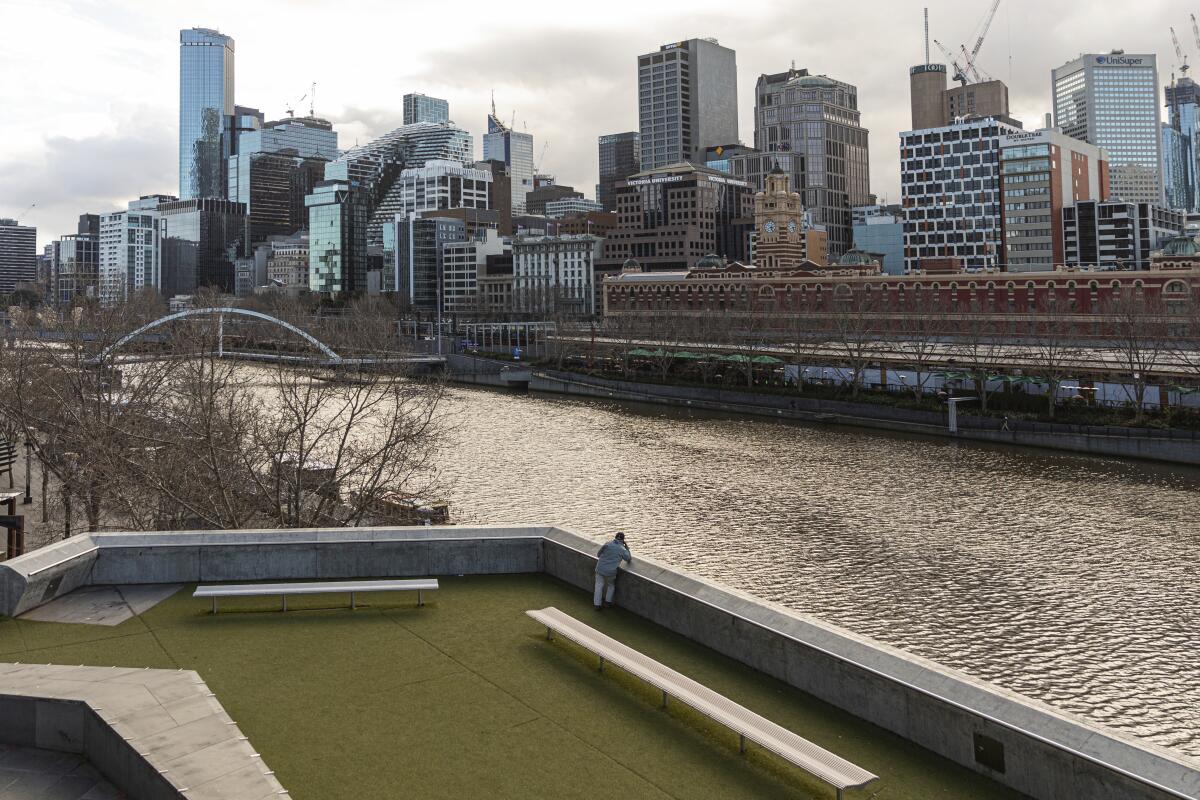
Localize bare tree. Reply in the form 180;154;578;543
893;293;951;400
824;286;881;398
0;294;451;536
1022;306;1082;419
1103;289;1169;423
953;306;1011;414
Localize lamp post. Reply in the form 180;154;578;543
22;440;32;505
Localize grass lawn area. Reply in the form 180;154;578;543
0;574;1019;799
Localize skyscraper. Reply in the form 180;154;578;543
597;132;640;212
736;67;870;259
179;28;235;200
228;116;338;244
637;38;737;171
483;112;534;214
403;93;450;125
0;218;37;294
900;117;1020;272
1052;52;1163;204
1164;75;1199;212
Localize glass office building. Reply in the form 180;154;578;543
597;132;640;212
228;117;338;244
307;180;368;295
1052;53;1162;204
483;114;534;214
1164;76;1200;212
403;93;449;125
158;198;247;294
179;28;235;200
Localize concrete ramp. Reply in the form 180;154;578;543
20;584;181;627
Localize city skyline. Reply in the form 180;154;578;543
0;0;1191;247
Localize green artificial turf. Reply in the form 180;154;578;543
0;575;1020;799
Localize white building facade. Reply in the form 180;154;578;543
899;117;1021;272
1052;52;1162;204
440;229;507;314
98;205;161;305
396;160;491;217
511;234;602;315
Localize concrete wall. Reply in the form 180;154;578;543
445;361;1200;465
2;526;1197;800
0;695;182;799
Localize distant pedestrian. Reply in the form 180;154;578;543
1001;415;1010;431
594;532;631;610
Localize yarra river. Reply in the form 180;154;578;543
437;383;1200;759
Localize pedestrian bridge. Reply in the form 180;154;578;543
87;307;444;367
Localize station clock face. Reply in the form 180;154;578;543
764;220;777;234
787;221;798;234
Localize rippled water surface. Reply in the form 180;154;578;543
437;384;1200;758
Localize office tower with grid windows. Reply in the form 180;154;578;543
403;93;450;125
597;132;640;211
0;219;37;294
637;38;737;171
1052;52;1162;205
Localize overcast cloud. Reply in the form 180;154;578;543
0;0;1188;247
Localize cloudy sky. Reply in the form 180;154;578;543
0;0;1187;247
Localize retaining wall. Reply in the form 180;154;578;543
445;357;1200;465
2;526;1197;800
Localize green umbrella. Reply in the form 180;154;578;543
672;351;706;360
627;348;656;357
721;354;752;363
752;355;783;364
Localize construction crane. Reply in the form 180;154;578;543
958;0;1001;86
934;39;971;86
534;140;550;174
1191;14;1200;68
285;82;316;118
1171;26;1189;75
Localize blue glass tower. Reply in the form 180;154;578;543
179;28;235;200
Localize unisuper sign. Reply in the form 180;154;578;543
1095;54;1147;66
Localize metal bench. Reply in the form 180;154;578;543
527;607;877;799
195;579;439;614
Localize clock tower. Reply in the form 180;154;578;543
753;163;826;268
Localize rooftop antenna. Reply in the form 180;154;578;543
924;7;930;64
310;81;316;116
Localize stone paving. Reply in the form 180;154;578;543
0;663;289;799
20;585;182;627
0;743;121;799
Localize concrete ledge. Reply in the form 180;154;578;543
2;525;1197;800
0;663;289;799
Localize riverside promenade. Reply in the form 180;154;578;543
2;526;1197;800
443;355;1200;465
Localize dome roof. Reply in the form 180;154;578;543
790;74;837;88
837;247;876;267
1160;234;1199;257
696;253;724;270
622;258;640;269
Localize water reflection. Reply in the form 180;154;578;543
439;384;1200;758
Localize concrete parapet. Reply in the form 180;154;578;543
2;525;1197;800
0;663;288;799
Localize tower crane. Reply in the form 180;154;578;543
958;0;1001;85
934;39;970;86
1192;14;1200;64
1171;26;1189;75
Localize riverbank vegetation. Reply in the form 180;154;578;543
0;294;449;536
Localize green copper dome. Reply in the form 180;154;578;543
1160;234;1199;257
